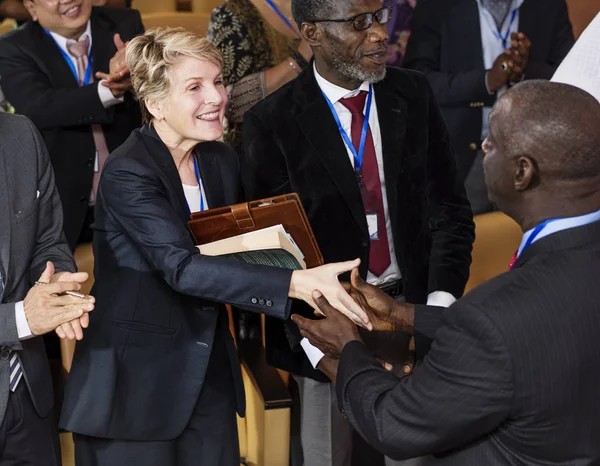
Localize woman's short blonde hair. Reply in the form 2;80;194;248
126;27;224;124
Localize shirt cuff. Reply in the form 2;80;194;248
426;291;456;308
301;337;325;369
98;80;125;108
15;301;33;340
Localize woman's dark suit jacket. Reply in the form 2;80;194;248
60;126;292;441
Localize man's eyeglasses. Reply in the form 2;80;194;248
311;6;393;32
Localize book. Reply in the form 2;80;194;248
187;193;323;269
197;224;307;270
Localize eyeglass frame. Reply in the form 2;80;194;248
308;6;394;31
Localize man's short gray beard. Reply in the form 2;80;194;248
330;55;387;84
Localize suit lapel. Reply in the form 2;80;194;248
194;142;226;209
294;69;369;238
139;126;191;222
516;0;536;40
454;0;485;69
90;8;115;78
0;145;11;290
374;80;407;238
30;22;80;88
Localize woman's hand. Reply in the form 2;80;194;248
288;259;372;330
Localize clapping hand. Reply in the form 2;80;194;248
50;263;94;341
504;32;531;83
96;34;133;98
23;262;94;339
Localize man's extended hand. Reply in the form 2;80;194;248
345;268;415;333
24;262;95;337
289;259;372;330
291;290;361;359
51;265;93;341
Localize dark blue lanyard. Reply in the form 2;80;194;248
322;84;373;186
264;0;300;38
44;30;93;86
496;9;518;49
186;157;206;214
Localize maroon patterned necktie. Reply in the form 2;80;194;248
340;91;391;276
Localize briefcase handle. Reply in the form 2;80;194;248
231;202;255;229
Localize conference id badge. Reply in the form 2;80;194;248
367;213;379;240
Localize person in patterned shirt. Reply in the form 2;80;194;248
208;0;312;155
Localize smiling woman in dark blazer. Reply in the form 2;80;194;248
59;27;366;466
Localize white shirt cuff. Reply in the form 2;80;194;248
98;80;125;108
15;301;33;340
301;338;325;369
426;291;457;308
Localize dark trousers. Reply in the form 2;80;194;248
0;382;61;466
73;330;240;466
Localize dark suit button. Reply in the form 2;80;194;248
361;240;368;247
258;298;265;306
469;142;478;151
79;196;88;203
0;349;10;361
87;157;94;167
266;300;273;307
340;408;348;420
251;297;258;304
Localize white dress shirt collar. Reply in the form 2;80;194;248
517;208;600;257
48;21;93;59
313;62;371;103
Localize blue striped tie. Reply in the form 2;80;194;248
9;352;22;392
1;274;23;391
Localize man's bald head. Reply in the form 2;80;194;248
493;80;600;182
484;81;600;229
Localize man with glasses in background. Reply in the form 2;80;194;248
242;0;474;464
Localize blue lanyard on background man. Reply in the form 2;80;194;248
44;29;93;86
495;9;518;49
322;84;373;187
264;0;301;38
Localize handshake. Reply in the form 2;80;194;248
292;268;418;380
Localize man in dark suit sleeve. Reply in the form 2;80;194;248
0;113;94;464
0;0;143;249
294;81;600;465
403;0;574;214
242;0;474;463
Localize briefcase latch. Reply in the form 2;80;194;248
231;202;256;229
